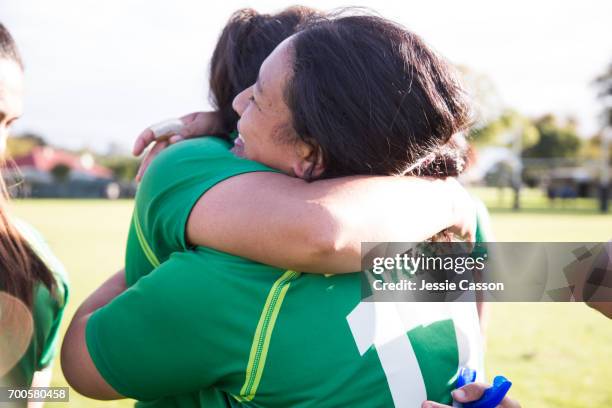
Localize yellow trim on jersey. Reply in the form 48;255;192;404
133;207;160;268
235;270;301;402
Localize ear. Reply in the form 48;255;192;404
292;142;324;180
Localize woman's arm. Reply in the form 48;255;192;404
187;172;475;273
61;271;126;400
134;112;476;274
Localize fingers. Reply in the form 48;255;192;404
133;128;156;156
501;398;522;408
176;112;202;138
177;115;208;139
168;135;185;144
134;111;212;159
451;382;487;402
177;121;198;139
134;116;190;157
135;140;168;182
452;383;520;408
177;111;223;137
464;232;476;253
587;301;612;319
179;111;200;125
421;401;451;408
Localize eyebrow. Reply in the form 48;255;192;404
0;111;5;122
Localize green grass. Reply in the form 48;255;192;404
472;187;611;242
8;193;612;408
11;199;134;408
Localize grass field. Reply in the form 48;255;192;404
8;189;612;408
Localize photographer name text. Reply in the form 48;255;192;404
372;279;504;292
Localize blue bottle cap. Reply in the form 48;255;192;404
456;367;477;389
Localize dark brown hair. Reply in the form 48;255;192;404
285;13;471;180
0;23;23;70
209;6;320;136
0;22;55;308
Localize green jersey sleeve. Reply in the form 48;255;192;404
125;136;278;285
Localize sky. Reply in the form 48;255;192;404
1;0;611;153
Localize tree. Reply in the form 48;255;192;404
6;132;47;158
468;109;538;149
522;114;581;158
594;61;612;127
581;132;612;164
594;61;612;212
98;156;139;182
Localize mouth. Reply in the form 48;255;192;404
232;133;246;157
234;133;244;147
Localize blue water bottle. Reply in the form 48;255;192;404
455;367;512;408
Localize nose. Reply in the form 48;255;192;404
232;86;252;117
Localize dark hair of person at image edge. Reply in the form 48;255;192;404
0;23;55;308
285;11;472;180
209;6;321;136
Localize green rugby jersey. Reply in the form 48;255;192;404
1;219;69;389
88;137;484;407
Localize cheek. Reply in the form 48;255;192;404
252;139;299;175
237;107;258;143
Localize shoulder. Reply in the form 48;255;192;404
137;136;277;211
139;137;230;190
155;136;233;162
13;219;69;307
11;219;69;370
143;136;277;185
145;137;232;179
132;137;280;254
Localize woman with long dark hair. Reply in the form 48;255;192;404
0;23;69;398
128;7;477;276
63;9;516;408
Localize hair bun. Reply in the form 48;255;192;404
407;133;468;178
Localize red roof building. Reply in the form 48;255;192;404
10;146;112;179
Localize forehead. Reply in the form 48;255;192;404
0;58;25;116
256;37;294;105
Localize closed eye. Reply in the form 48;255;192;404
6;117;19;128
249;95;261;112
0;112;21;127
